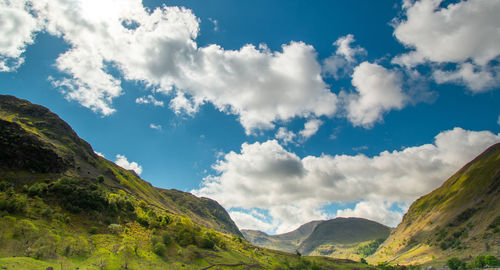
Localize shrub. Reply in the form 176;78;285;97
198;234;215;249
162;232;171;245
484;255;500;267
151;235;160;246
176;228;195;247
88;226;98;234
153;243;166;256
28;183;48;197
0;193;27;214
361;258;368;264
50;177;107;213
447;257;466;270
0;181;13;191
108;224;123;234
97;175;105;183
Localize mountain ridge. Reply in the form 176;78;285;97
243;217;391;260
369;143;500;265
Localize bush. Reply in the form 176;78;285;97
447;258;466;270
484;255;500;267
0;192;27;214
176;228;195;247
50;177;107;213
97;175;105;183
153;243;166;256
198;234;215;249
88;226;98;234
108;224;123;234
28;183;48;197
162;232;171;245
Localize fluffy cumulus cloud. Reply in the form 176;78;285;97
0;0;42;71
115;154;143;175
194;128;500;233
0;0;338;134
343;62;406;127
393;0;500;91
323;34;366;79
275;127;296;146
299;119;323;140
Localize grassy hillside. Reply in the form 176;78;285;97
0;94;241;237
0;94;373;269
369;143;500;266
243;218;390;261
299;218;391;259
242;220;323;253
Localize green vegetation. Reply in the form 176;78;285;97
0;95;376;269
447;257;466;270
369;143;500;265
299;217;391;255
356;238;385;257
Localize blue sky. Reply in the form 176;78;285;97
1;0;499;233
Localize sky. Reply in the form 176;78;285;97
1;0;500;234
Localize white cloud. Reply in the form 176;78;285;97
344;62;406;127
208;18;218;31
393;0;500;91
275;127;296;146
299;119;323;141
334;34;366;63
336;200;405;227
136;95;164;106
433;63;500;92
323;34;366;79
229;210;275;232
193;128;500;233
94;151;105;157
149;123;162;130
1;0;338;135
0;0;42;71
115;154;143;175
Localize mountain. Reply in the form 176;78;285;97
243;217;390;260
242;220;323;253
0;94;373;269
369;143;500;266
0;94;241;237
299;218;391;259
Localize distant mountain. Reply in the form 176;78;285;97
243;217;390;260
369;143;500;265
299;218;391;259
242;220;323;253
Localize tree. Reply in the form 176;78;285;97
447;257;466;270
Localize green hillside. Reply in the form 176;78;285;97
0;94;372;269
299;218;391;259
243;218;390;261
369;143;500;266
242;220;323;253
